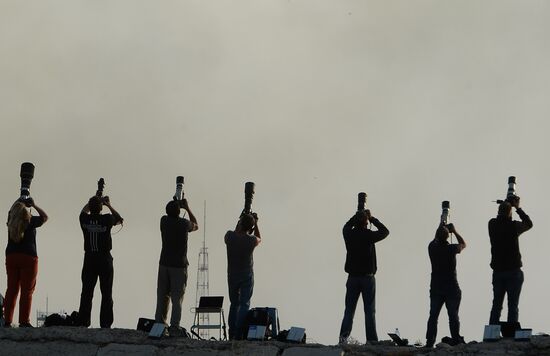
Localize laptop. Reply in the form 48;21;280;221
198;296;224;309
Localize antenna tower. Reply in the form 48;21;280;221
195;201;210;338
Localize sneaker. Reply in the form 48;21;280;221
338;336;348;345
19;322;33;328
4;322;13;328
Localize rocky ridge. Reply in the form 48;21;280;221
1;327;550;355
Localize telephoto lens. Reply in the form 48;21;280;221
244;182;255;214
441;201;450;226
19;162;35;200
96;178;105;197
174;176;184;201
357;192;367;212
506;176;516;200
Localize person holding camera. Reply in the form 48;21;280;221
425;223;466;348
4;198;48;327
488;197;532;325
77;195;123;328
225;213;261;340
339;209;389;344
155;199;198;335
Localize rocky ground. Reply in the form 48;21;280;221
1;327;550;355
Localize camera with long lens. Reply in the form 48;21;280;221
496;176;518;204
173;176;184;202
441;201;451;227
96;178;105;198
242;182;255;215
357;192;367;212
19;162;35;207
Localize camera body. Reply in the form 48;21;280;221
357;192;367;212
496;176;518;204
19;162;35;207
95;178;109;204
242;182;255;215
174;176;184;202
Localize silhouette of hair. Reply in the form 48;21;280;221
166;200;180;218
7;202;31;243
240;214;255;232
498;202;512;217
88;196;102;215
435;225;449;241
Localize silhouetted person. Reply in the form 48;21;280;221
155;199;198;335
225;213;261;340
4;199;48;327
425;223;466;348
339;209;389;344
77;196;123;328
488;197;532;325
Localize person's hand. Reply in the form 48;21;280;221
251;212;259;221
179;198;189;210
365;209;372;221
26;197;35;208
510;196;520;209
446;223;456;234
102;196;111;206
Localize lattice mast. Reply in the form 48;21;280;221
195;201;210;338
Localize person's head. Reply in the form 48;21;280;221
498;201;513;218
166;200;180;218
88;196;103;215
238;213;256;234
435;225;450;242
8;201;31;243
354;210;369;228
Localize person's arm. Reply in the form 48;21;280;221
103;198;123;225
342;214;356;235
180;199;198;232
253;219;261;246
30;199;48;224
448;224;466;252
81;203;90;214
368;216;389;243
511;197;533;235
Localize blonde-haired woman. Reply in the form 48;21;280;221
4;199;47;327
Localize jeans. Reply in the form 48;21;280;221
4;253;38;324
426;286;461;346
227;269;254;340
339;275;377;342
155;265;187;327
489;269;524;325
78;252;114;328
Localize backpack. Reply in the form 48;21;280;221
243;308;272;340
44;311;80;327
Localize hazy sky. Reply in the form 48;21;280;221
1;0;550;345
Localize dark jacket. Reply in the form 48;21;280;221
489;208;533;271
343;217;389;276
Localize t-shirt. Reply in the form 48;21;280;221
225;231;258;273
159;215;192;268
79;212;118;253
429;239;460;288
5;216;44;257
489;208;533;271
342;218;389;276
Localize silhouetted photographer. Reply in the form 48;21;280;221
77;180;123;328
225;182;261;340
488;195;532;325
155;176;198;336
339;193;389;344
425;216;466;348
4;162;48;328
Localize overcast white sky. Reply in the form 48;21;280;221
1;0;550;345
